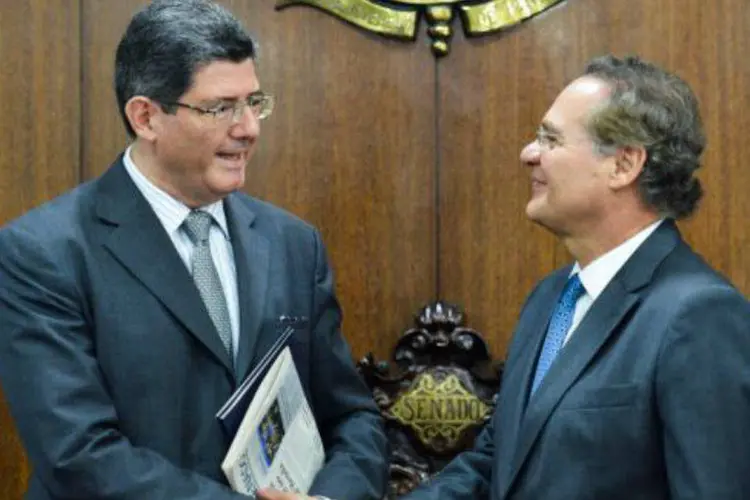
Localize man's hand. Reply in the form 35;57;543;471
255;488;324;500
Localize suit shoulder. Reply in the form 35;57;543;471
636;245;750;329
232;193;318;236
515;265;573;315
0;182;95;244
533;265;574;294
655;243;746;300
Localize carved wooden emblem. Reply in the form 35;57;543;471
358;301;503;496
387;371;491;452
275;0;564;56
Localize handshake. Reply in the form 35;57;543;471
256;491;332;500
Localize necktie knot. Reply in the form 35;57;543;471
560;274;585;309
183;210;213;244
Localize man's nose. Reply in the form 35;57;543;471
230;105;260;139
520;141;541;167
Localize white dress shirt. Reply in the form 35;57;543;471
123;146;240;359
564;219;663;345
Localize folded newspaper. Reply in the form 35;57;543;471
221;346;325;495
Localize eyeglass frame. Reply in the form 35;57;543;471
158;90;275;124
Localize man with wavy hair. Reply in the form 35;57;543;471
404;55;750;499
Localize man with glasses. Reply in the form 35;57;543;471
402;55;750;499
0;1;387;499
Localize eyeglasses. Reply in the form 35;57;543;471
160;91;275;124
535;128;561;149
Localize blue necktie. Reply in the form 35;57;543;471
530;274;585;395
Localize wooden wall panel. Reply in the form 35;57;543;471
439;0;750;359
0;1;81;222
0;1;81;497
229;3;437;359
672;0;750;295
4;0;748;497
81;0;147;178
82;0;437;359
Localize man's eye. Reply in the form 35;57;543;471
247;95;264;107
537;132;559;146
208;104;234;116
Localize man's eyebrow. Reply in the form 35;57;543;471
540;120;562;136
200;90;263;104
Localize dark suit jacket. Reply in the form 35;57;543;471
404;221;750;499
0;158;388;499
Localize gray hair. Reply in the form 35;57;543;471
114;0;257;136
582;55;705;219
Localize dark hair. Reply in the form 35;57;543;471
582;55;705;219
114;0;257;137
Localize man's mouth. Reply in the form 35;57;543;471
217;151;246;162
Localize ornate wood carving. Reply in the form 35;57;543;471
358;301;503;497
275;0;565;57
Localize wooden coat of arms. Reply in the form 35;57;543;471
276;0;564;56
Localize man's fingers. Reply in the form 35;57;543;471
255;488;310;500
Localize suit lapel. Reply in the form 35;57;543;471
502;282;640;497
94;160;234;375
224;194;270;382
493;276;567;491
501;221;681;498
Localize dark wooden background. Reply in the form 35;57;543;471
1;0;748;496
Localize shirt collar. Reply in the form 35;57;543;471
572;219;664;300
123;145;230;240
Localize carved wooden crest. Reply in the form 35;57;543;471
387;371;491;451
358;301;503;497
276;0;565;56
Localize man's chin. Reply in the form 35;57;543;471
216;182;244;197
526;203;559;231
212;168;246;190
525;199;545;222
201;181;243;204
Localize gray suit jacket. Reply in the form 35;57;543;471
404;221;750;499
0;158;388;499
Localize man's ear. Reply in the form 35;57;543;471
124;96;162;141
610;145;647;190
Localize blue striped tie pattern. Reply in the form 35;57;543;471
530;274;585;395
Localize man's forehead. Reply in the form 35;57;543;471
566;76;612;97
186;58;259;98
543;76;611;130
